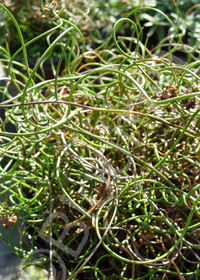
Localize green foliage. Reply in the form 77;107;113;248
1;0;200;60
0;1;200;280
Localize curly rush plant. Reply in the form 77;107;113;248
0;1;200;280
